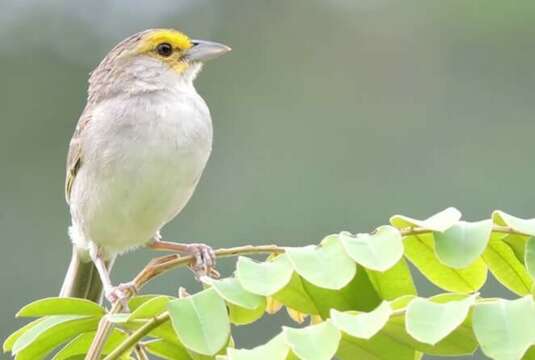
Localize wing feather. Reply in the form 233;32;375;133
65;109;91;204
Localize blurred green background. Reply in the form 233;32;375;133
1;0;534;358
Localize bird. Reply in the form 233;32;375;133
59;28;231;305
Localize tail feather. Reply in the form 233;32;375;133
60;247;112;304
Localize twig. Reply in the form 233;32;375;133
400;224;527;237
104;312;169;360
85;302;122;359
85;244;283;359
134;344;149;360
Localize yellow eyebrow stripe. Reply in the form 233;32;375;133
137;29;193;53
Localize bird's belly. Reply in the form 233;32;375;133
70;98;212;255
87;150;201;252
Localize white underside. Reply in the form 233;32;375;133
68;71;212;258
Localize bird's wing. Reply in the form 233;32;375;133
65;108;91;204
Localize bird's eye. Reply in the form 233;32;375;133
157;43;173;57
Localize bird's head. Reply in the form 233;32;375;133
134;29;231;74
88;29;231;102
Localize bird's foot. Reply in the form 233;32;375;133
183;243;220;280
148;239;219;280
105;281;137;309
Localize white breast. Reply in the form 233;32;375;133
69;86;212;256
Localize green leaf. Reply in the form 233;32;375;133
405;294;475;345
273;266;381;318
150;321;182;344
186;337;235;360
207;277;265;310
482;236;532;295
284;321;341;360
341;294;477;357
404;233;487;293
493;211;535;236
490;223;529;264
335;294;472;359
336;332;416;360
330;301;392;339
236;255;293;296
168;288;230;356
365;258;417;300
128;295;165;311
524;346;535;360
271;272;320;315
52;329;129;360
503;234;529;263
12;315;99;359
3;318;45;352
128;295;171;321
526;237;535;281
473;296;535;360
434;220;492;268
226;334;289;360
144;339;193;360
390;207;461;232
16;298;105;317
390;295;417;310
124;320;179;344
206;277;266;325
381;308;477;356
228;302;266;325
340;226;403;271
285;235;356;289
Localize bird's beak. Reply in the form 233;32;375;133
185;40;231;62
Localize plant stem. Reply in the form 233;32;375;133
401;224;526;237
134;344;149;360
104;312;170;360
85;302;122;360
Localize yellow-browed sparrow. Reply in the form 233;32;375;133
60;29;230;304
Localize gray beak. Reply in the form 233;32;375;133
184;40;231;62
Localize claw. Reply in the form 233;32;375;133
184;243;217;279
147;240;219;280
105;281;137;310
208;267;220;278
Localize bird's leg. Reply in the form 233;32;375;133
147;235;219;279
89;245;136;307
